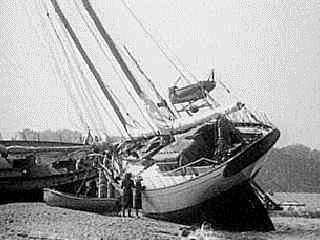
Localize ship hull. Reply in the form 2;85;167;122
142;128;280;223
0;168;97;193
0;141;95;198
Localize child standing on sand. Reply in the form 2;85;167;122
134;176;145;218
121;173;135;217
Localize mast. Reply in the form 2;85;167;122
49;0;128;134
81;0;142;96
81;0;169;131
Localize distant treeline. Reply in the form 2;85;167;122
0;128;122;144
12;128;83;143
257;144;320;193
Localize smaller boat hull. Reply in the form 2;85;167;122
44;188;120;213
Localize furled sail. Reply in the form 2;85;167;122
171;102;244;133
125;101;244;137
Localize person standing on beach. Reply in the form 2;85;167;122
86;180;97;197
121;173;135;217
134;176;145;218
0;144;11;169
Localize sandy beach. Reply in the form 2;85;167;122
1;202;320;240
0;203;182;240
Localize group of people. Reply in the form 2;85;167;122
82;172;145;218
121;173;145;218
80;135;147;217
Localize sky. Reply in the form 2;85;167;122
0;0;319;149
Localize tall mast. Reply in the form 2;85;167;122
81;0;143;96
81;0;168;131
49;0;128;134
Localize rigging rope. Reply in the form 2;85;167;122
217;76;267;124
81;0;144;96
52;5;125;137
122;45;177;119
37;0;88;132
119;0;222;113
60;30;121;137
19;1;45;89
119;0;193;84
72;0;157;134
49;0;129;136
81;0;169;132
45;8;102;136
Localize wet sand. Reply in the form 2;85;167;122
1;203;320;240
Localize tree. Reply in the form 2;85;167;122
18;128;38;141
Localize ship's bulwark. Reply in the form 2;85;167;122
145;181;274;231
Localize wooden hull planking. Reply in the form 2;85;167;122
44;188;119;213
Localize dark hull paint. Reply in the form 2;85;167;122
146;181;273;231
0;140;95;202
0;169;97;192
223;128;280;177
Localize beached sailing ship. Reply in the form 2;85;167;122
18;0;279;227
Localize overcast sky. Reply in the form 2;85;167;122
0;0;319;148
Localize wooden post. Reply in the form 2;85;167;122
98;168;107;198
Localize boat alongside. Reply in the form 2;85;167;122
0;140;97;193
44;188;120;213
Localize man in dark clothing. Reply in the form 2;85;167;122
0;144;11;169
86;180;97;197
134;176;145;218
121;173;135;217
177;117;244;166
178;123;218;166
214;116;245;159
219;116;244;146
